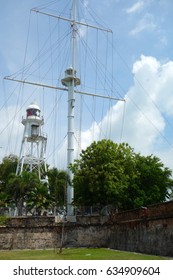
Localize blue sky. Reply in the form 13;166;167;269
1;0;173;171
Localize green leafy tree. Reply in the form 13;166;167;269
70;139;173;210
127;154;173;208
70;140;136;207
0;155;18;207
0;154;18;184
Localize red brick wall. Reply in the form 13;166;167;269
109;201;173;223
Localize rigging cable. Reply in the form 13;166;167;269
36;10;42;107
92;29;98;141
119;100;126;143
3;12;72;160
99;31;109;139
2;11;32;156
108;32;115;139
49;15;56;166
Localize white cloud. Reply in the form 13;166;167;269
80;55;173;170
126;1;144;14
129;13;156;36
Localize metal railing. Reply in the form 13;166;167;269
0;205;114;217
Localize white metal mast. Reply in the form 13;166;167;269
61;0;79;216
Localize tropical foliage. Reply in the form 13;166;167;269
0;155;68;215
47;168;69;208
70;139;173;210
1;139;173;215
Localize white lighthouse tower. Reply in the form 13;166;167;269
16;102;48;182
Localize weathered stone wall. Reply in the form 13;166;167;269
109;217;173;256
108;201;173;257
0;216;112;250
0;201;173;257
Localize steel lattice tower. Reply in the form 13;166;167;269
16;102;48;183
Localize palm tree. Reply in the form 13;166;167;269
7;171;48;216
27;180;49;215
48;168;70;211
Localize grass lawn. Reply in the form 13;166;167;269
0;248;170;260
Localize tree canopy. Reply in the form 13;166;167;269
70;139;173;210
0;155;68;215
1;142;173;215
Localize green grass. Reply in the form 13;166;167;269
0;248;169;260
